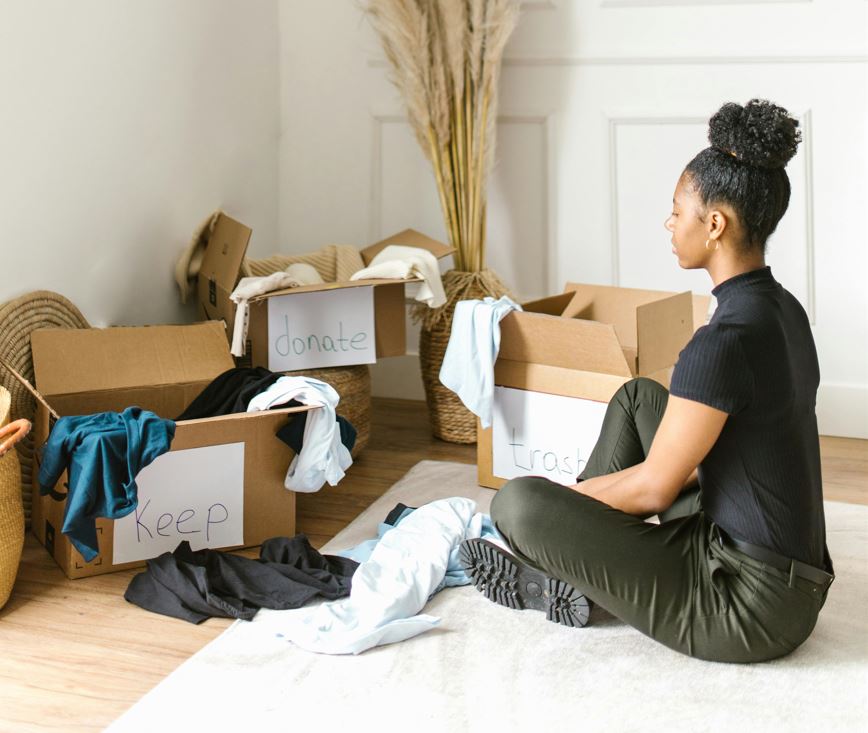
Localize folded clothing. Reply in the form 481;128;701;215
230;263;324;357
125;535;359;624
247;376;353;493
349;244;446;308
242;244;365;282
177;368;357;488
439;295;523;429
176;367;283;421
38;408;175;562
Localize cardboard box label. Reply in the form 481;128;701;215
265;286;377;371
112;443;245;564
492;387;608;486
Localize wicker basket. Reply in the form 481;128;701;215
0;291;89;528
0;387;29;609
418;269;511;444
281;365;371;457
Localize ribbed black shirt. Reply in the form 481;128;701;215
669;267;826;567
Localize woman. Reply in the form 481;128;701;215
460;99;834;664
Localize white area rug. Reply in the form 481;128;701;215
109;461;868;733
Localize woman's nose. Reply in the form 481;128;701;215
664;215;674;232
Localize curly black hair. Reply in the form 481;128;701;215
684;99;802;252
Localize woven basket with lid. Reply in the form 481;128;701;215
0;291;89;527
0;386;28;609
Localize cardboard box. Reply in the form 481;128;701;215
196;213;452;371
29;321;314;579
477;283;711;489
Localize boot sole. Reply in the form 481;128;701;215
459;538;591;628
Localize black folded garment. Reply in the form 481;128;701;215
176;367;283;421
124;535;359;624
276;412;357;454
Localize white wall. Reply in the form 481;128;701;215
277;1;868;438
1;2;864;437
0;0;280;327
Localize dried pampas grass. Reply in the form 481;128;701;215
365;0;520;273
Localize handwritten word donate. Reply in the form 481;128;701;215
274;317;368;357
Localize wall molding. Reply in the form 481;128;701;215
601;0;811;7
500;55;868;67
370;55;867;70
606;115;705;289
368;114;404;246
607;114;816;323
369;112;558;298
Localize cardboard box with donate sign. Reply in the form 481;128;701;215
196;214;453;372
477;283;711;490
28;321;314;579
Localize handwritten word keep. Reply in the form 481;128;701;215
134;499;229;543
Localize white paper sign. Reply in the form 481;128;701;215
266;287;377;371
492;386;609;486
112;443;245;565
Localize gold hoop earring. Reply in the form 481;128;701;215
705;238;720;251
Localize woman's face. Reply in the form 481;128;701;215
664;174;711;270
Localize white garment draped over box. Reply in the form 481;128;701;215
247;376;352;493
229;263;324;357
350;244;447;309
439;296;523;429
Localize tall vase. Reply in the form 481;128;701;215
417;269;511;443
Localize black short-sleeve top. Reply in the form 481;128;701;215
669;267;826;567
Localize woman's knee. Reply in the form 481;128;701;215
617;377;668;403
490;476;554;539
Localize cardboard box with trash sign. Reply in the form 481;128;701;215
196;214;452;372
477;283;711;489
28;321;313;579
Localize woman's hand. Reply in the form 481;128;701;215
575;396;727;516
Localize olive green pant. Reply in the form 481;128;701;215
490;378;828;663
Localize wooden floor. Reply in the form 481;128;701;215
0;398;864;732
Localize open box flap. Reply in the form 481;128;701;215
636;291;693;376
562;282;688;349
498;311;633;377
31;321;234;397
197;212;252;294
522;292;576;316
248;277;404;302
360;228;453;266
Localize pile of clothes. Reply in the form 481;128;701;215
38;367;357;562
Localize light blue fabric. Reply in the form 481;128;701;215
269;497;487;655
438;296;522;429
338;506;500;593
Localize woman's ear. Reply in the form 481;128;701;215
707;208;728;239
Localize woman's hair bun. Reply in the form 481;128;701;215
708;99;801;169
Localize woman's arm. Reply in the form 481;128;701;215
573;395;728;515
